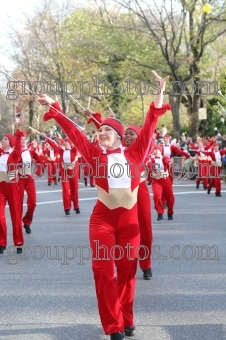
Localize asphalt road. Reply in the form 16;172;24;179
1;176;226;340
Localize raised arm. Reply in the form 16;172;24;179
171;145;190;159
37;95;101;165
126;71;171;163
152;70;169;108
12;116;24;161
84;108;102;129
41;133;61;153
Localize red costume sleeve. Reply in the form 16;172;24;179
220;150;226;156
87;112;102;129
30;150;45;164
43;102;102;165
171;145;190;159
204;140;214;150
201;150;213;159
126;102;171;163
190;142;198;150
162;156;172;171
45;137;61;153
12;129;23;162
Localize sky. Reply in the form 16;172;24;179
0;0;38;71
0;0;85;92
0;0;39;93
0;0;83;72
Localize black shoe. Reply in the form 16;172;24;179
84;179;87;186
110;332;124;340
48;183;51;186
168;214;173;220
196;183;199;189
24;225;31;234
65;209;70;216
147;182;151;185
207;188;211;194
17;247;22;254
125;326;136;337
216;193;222;197
157;214;163;221
143;268;152;280
74;208;80;214
0;246;6;254
58;177;61;182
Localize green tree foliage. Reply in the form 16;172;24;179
4;0;226;139
92;0;226;138
0;92;12;136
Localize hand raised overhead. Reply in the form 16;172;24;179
37;94;55;106
151;70;169;90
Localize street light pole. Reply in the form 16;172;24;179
220;115;225;135
12;103;15;133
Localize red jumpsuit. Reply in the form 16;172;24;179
149;155;175;217
46;138;80;212
137;178;153;270
18;149;44;227
87;114;153;272
43;147;59;185
0;130;24;247
42;101;171;334
190;141;213;189
146;154;155;185
161;143;190;206
201;148;226;195
162;144;190;182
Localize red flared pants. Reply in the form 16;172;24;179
89;201;140;334
0;181;24;246
137;181;153;270
152;177;175;215
18;175;36;226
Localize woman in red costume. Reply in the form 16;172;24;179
124;125;153;281
201;143;226;196
37;71;171;340
43;140;59;186
148;144;175;221
189;139;214;190
41;135;80;215
0;123;24;254
17;132;45;234
85;114;153;282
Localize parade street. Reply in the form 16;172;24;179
1;176;226;340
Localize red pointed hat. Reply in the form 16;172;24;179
154;144;163;152
21;131;27;137
126;124;141;136
163;134;171;139
5;133;15;147
100;118;124;137
64;137;73;147
212;143;219;148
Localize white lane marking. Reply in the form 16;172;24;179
35;197;98;205
36;188;96;194
30;190;226;206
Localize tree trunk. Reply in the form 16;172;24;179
28;97;35;128
188;94;200;140
61;97;67;114
168;93;181;139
